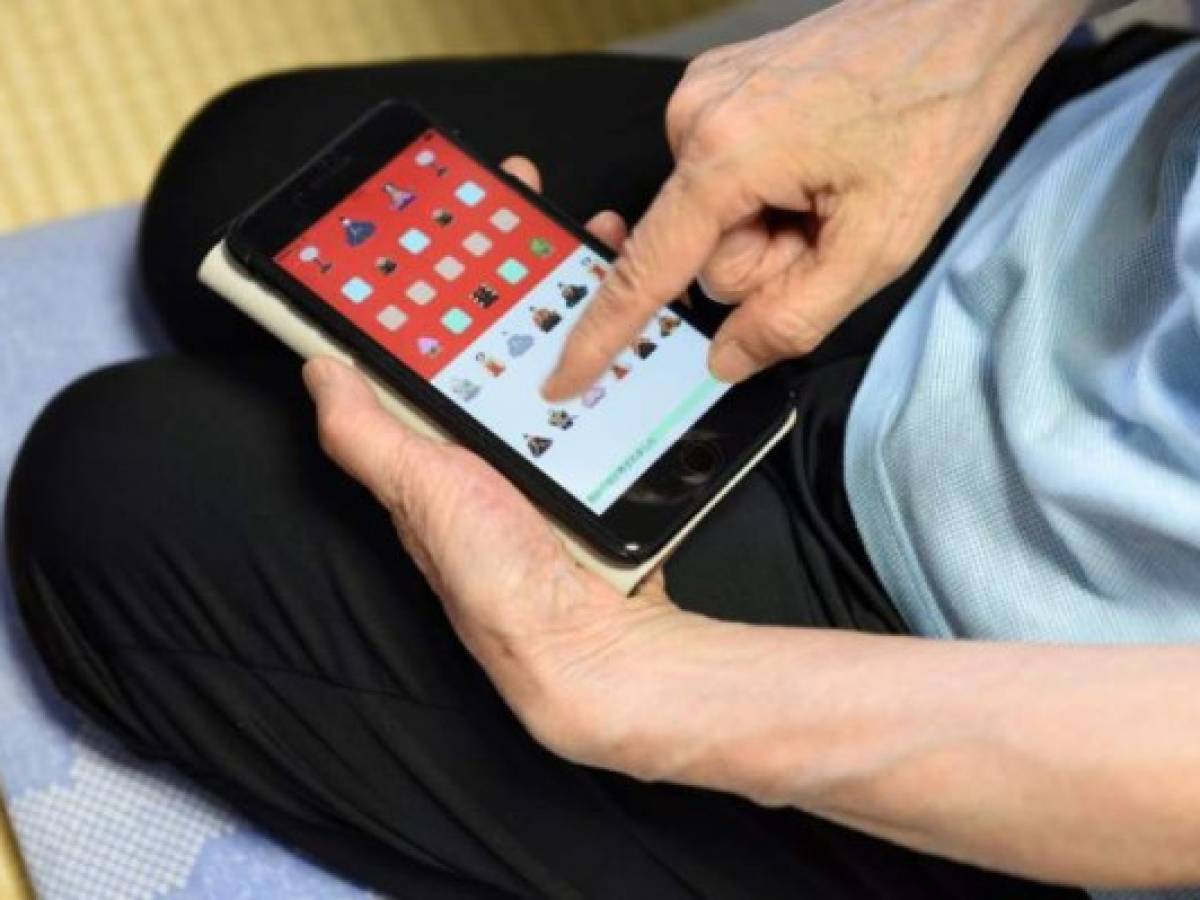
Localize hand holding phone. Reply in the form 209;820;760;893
219;101;794;569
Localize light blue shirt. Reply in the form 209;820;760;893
845;43;1200;897
844;44;1200;648
847;43;1200;643
841;38;1200;900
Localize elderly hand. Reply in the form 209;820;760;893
302;157;711;768
542;0;1086;398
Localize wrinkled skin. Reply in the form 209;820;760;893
542;0;1087;396
304;156;696;766
306;0;1089;770
298;3;1200;889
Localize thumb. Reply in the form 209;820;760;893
303;357;429;507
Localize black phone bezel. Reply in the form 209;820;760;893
226;100;794;563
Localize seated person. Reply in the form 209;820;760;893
7;1;1200;896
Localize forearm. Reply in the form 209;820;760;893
581;614;1200;887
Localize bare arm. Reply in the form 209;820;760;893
302;1;1195;889
306;351;1200;889
561;618;1200;889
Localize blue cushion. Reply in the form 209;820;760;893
0;207;371;898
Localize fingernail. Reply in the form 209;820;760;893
708;339;760;383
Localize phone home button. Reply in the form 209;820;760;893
676;436;722;486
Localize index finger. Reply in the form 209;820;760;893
541;165;737;400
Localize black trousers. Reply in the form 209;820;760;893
7;33;1186;899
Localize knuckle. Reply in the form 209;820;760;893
599;251;649;315
703;250;759;297
665;66;722;150
741;70;780;102
875;240;917;284
685;41;741;78
699;269;739;301
758;316;796;354
763;304;826;356
679;51;716;87
665;83;699;137
700;269;743;301
689;112;737;158
685;47;719;74
665;158;726;220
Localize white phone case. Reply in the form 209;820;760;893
199;241;795;594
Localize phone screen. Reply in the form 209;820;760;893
276;129;728;513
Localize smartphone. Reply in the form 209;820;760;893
226;100;794;564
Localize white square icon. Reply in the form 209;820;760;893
406;280;436;305
434;255;465;281
462;232;492;257
489;208;519;233
340;276;372;304
455;181;485;206
377;305;407;331
399;228;430;255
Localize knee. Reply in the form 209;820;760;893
7;358;281;653
141;67;355;249
137;68;356;353
7;355;304;613
9;361;152;572
5;363;175;738
7;363;149;644
7;357;308;719
11;364;116;555
143;69;300;219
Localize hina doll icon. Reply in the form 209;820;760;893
631;337;657;360
298;245;332;274
504;331;534;358
476;352;506;377
531;306;562;333
558;282;588;308
581;385;606;408
449;378;481;402
472;283;500;310
547;409;576;430
340;216;376;247
383;182;416;211
525;434;553;458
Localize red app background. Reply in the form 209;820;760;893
276;130;577;380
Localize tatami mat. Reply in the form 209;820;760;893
0;0;726;233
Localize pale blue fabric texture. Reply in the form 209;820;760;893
847;44;1200;644
844;45;1200;897
845;44;1200;898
